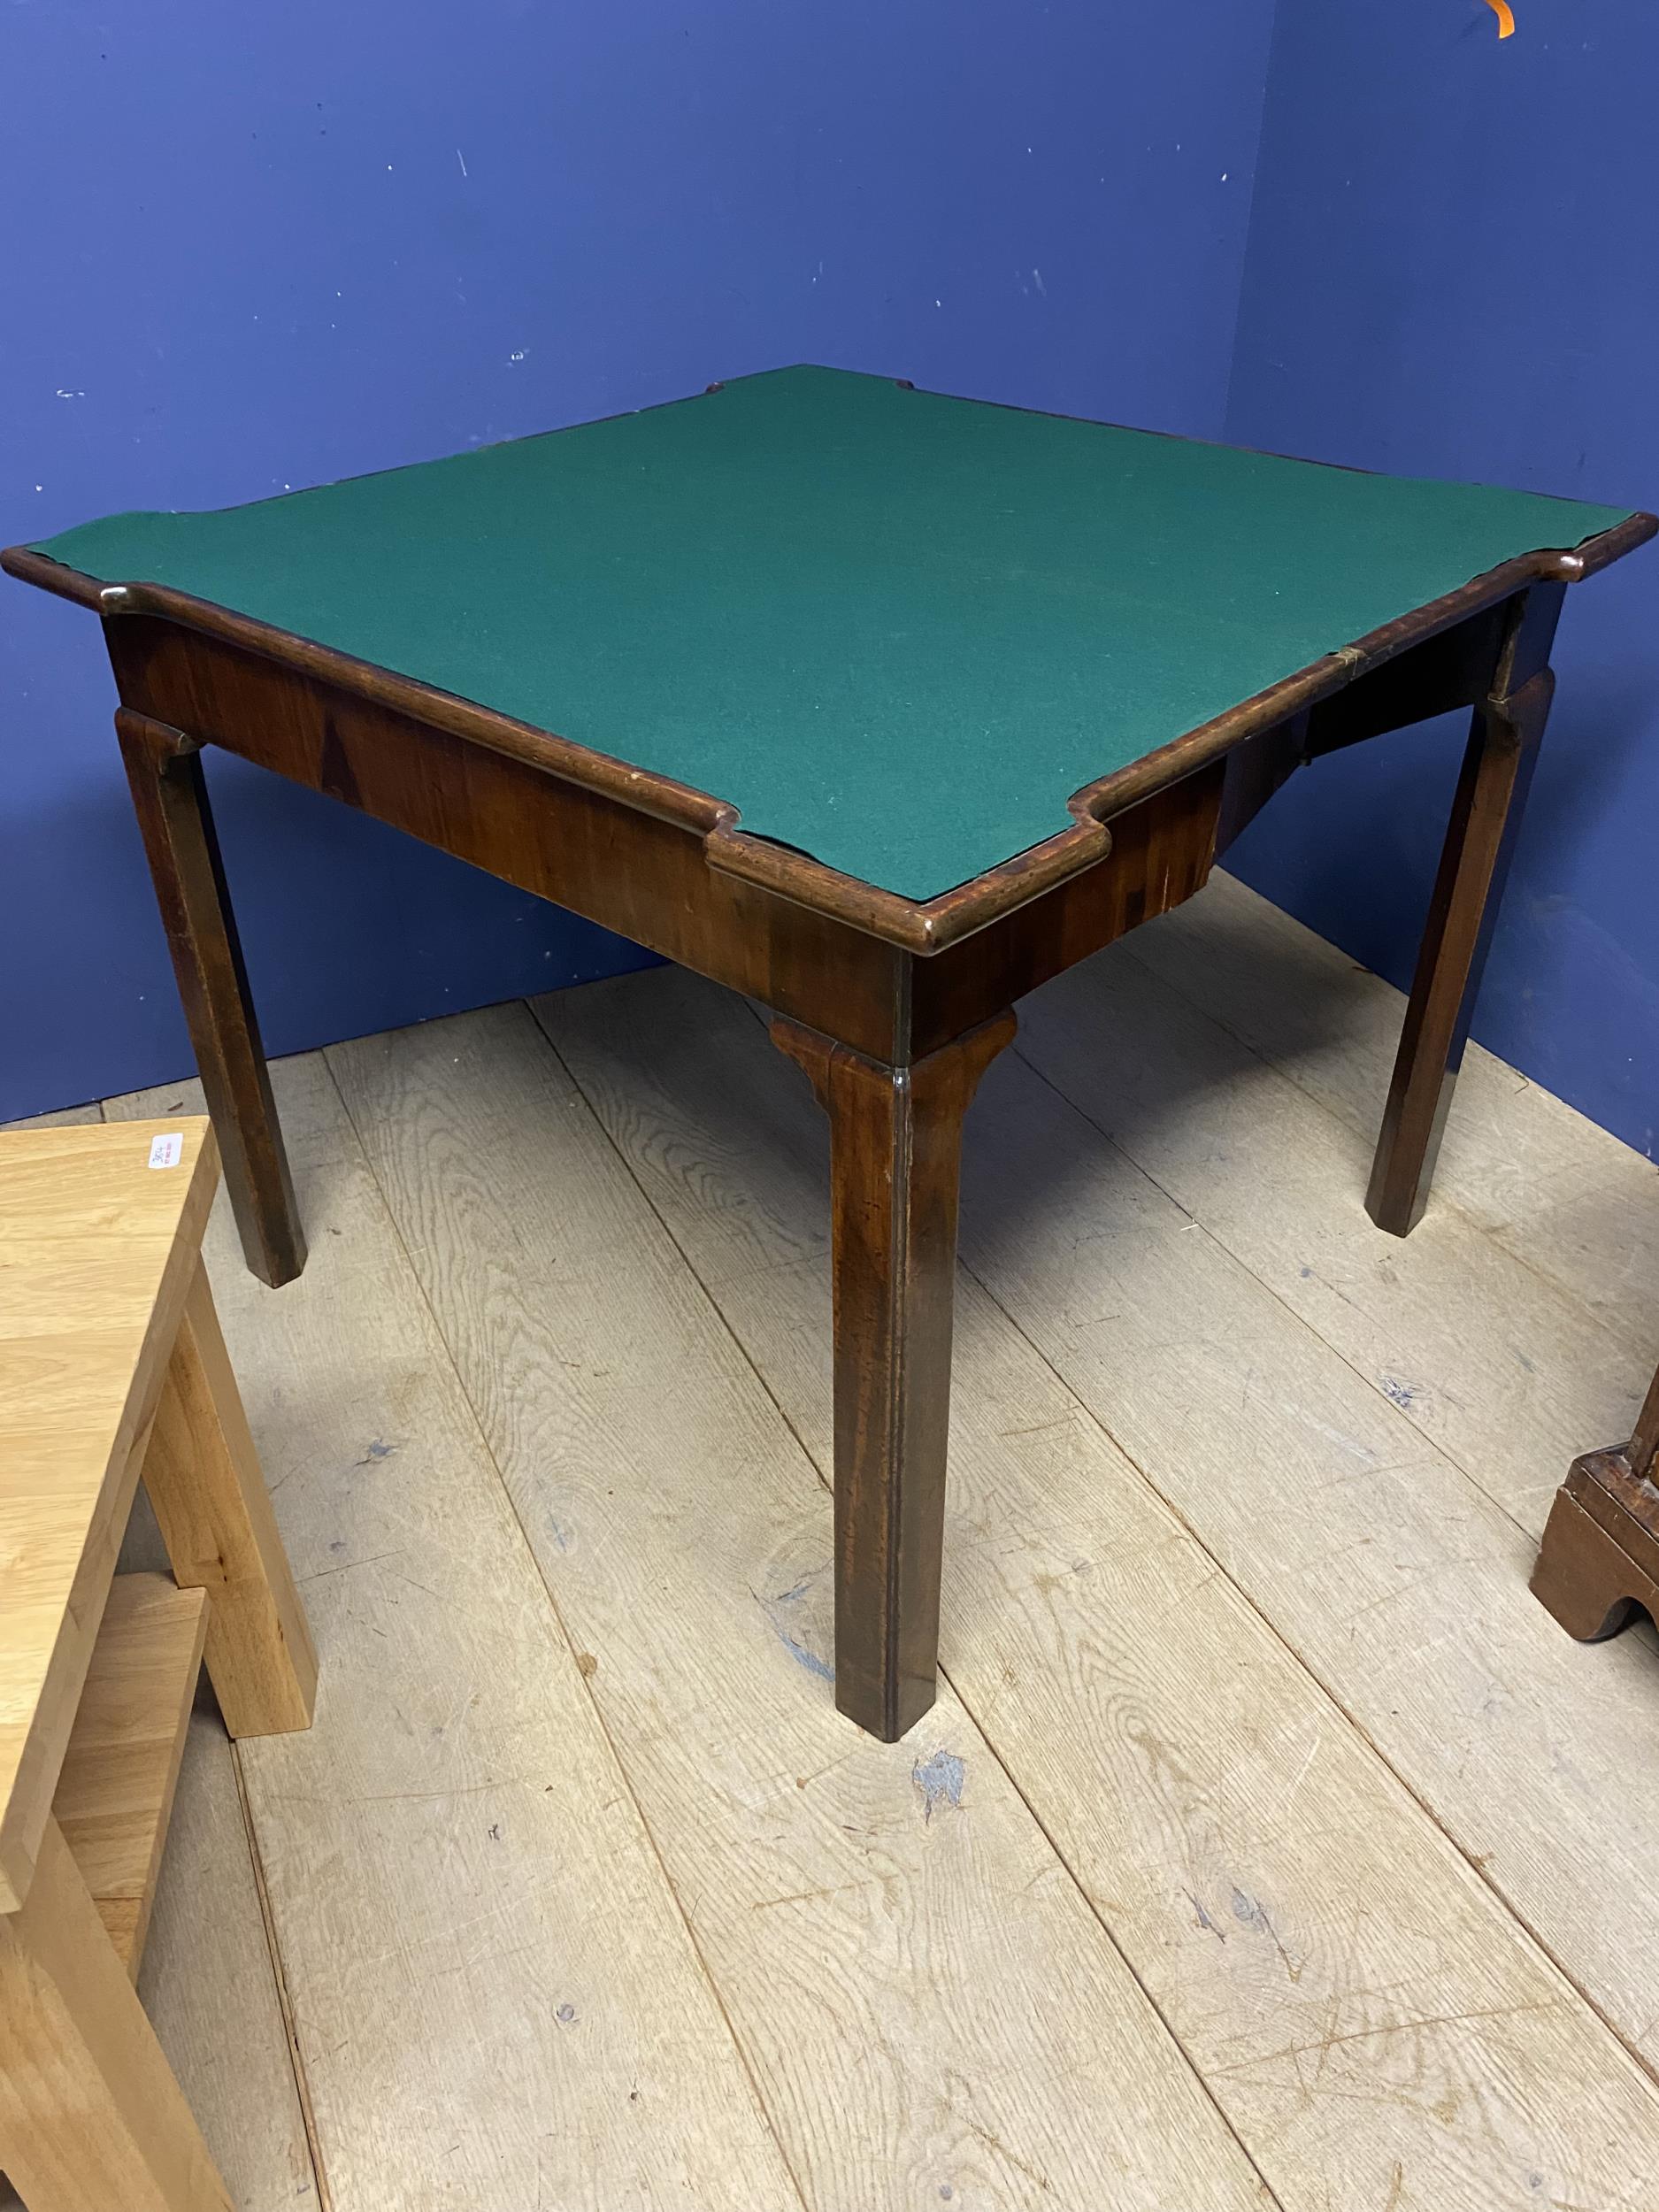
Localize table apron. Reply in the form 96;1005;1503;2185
101;587;1548;1064
104;615;937;1060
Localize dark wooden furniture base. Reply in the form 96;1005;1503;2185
1533;1367;1659;1645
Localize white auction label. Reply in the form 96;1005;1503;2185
148;1133;184;1170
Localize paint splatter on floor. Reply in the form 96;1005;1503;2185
912;1748;965;1822
756;1578;834;1681
768;1620;833;1681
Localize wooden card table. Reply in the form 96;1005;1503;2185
5;367;1652;1741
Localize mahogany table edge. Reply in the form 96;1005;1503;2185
4;514;1655;954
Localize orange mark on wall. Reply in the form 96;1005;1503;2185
1486;0;1516;35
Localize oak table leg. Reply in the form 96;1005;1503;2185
141;1258;318;1738
773;1011;1016;1740
1366;668;1553;1236
0;1820;231;2212
117;708;305;1287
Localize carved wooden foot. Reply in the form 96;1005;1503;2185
1532;1448;1659;1644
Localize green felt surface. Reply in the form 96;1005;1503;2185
32;366;1633;901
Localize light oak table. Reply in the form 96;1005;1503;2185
0;1118;315;2212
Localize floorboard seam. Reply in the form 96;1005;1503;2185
534;991;1293;2212
319;1025;816;2212
227;1734;334;2212
1007;1033;1573;1555
1114;918;1659;1363
953;1240;1659;2107
937;1650;1291;2212
1013;1010;1659;1660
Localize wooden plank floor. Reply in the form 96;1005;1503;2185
16;868;1659;2209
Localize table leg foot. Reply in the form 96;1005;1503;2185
1366;669;1551;1237
118;709;305;1287
1532;1478;1652;1644
773;1010;1015;1740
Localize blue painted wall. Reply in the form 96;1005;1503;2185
3;0;822;1118
1223;0;1659;1155
787;3;1277;438
1;0;1275;1118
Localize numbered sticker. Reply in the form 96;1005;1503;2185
148;1133;184;1171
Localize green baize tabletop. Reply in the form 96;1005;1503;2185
30;365;1634;902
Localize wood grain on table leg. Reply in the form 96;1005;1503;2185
110;1055;808;2212
0;1820;230;2212
1624;1361;1659;1482
116;710;304;1288
142;1260;317;1738
772;1012;1015;1740
1366;668;1551;1236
